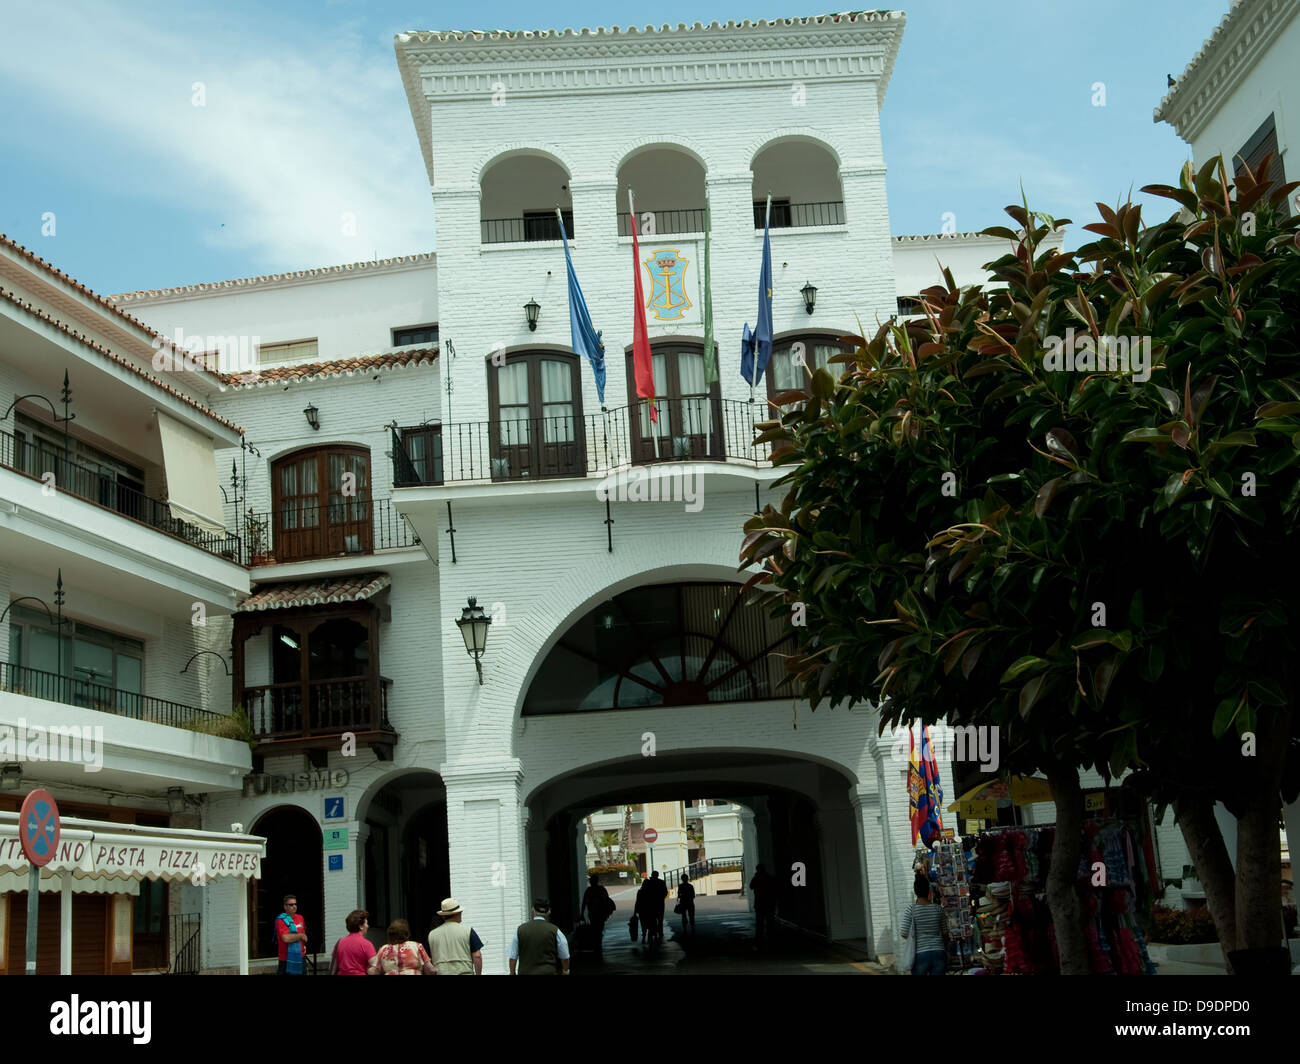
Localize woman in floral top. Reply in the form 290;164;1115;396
368;919;436;975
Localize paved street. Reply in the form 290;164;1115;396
570;889;878;975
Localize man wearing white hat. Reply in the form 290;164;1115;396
427;898;483;975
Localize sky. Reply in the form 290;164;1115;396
0;0;1231;295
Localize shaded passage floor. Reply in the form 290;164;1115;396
570;890;875;976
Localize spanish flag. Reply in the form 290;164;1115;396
628;190;657;423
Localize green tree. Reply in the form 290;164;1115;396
741;158;1299;973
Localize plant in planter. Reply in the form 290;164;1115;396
244;509;273;564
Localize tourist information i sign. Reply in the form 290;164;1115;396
643;828;658;843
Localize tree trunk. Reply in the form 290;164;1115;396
1044;762;1089;974
1174;795;1237;969
1234;704;1291;953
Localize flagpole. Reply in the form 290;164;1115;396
749;192;772;405
630;187;661;462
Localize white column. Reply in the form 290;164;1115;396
441;759;525;975
59;872;72;975
237;880;249;975
738;806;757;907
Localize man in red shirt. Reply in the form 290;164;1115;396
276;894;308;975
330;909;377;975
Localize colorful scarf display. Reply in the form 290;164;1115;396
279;912;303;975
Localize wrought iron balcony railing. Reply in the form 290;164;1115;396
755;200;846;228
0;426;243;563
616;208;707;237
391;398;771;487
0;660;227;731
481;210;575;244
241;496;418;566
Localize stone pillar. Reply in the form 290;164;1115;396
816;802;868;941
441;759;525;975
851;784;895;963
738;805;758;906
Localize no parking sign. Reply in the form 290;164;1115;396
19;789;60;867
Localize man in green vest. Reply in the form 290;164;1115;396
427;898;484;975
508;899;571;975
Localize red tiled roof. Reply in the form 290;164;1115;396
0;233;227;384
235;573;392;613
219;348;438;387
0;285;243;434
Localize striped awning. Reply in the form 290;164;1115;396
235;573;391;613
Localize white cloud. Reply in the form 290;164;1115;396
0;2;434;271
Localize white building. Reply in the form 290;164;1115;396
6;10;1188;975
0;235;262;973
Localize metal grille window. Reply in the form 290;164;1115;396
392;324;438;347
5;605;144;710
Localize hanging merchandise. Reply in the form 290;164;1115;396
969;819;1156;975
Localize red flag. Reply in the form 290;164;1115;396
629;207;657;423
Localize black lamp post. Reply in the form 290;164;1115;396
801;281;818;315
455;597;492;685
524;298;541;332
303;403;320;431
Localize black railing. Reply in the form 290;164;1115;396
392;399;771;486
481;211;574;244
244;676;393;739
242;496;417;566
0;426;243;563
664;857;746;892
617;208;707;237
167;914;202;975
0;660;226;730
755;200;846;229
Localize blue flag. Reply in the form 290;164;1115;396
559;211;606;403
740;197;774;388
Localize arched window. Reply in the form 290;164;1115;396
486;351;585;480
766;334;855;403
271;445;371;562
523;582;794;715
624;341;722;464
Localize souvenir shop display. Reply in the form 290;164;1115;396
914;830;977;971
969;819;1158;975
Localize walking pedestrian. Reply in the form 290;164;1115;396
508;899;571;975
329;909;376;974
676;873;696;934
580;873;615;952
901;873;949;975
634;878;652;943
368;919;435;975
749;864;778;947
644;869;668;942
427;898;484;975
276;894;308;975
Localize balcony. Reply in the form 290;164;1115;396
755;200;845;229
392;399;769;487
243;496;418;567
0;660;226;732
481;210;574;245
0;426;242;564
616;208;706;237
243;676;395;757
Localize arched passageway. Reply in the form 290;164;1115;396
249;805;323;960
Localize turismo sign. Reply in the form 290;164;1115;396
242;768;350;796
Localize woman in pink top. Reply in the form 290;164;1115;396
330;909;377;975
368;918;436;975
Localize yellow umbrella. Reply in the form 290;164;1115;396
946;775;1054;816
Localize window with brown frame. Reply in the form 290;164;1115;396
1235;114;1290;219
624;340;723;464
765;335;854;403
486;351;585;480
271;445;371;562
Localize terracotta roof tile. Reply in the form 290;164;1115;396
109;252;435;302
236;573;392;613
0;284;243;434
219;348;438;388
0;233;226;383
